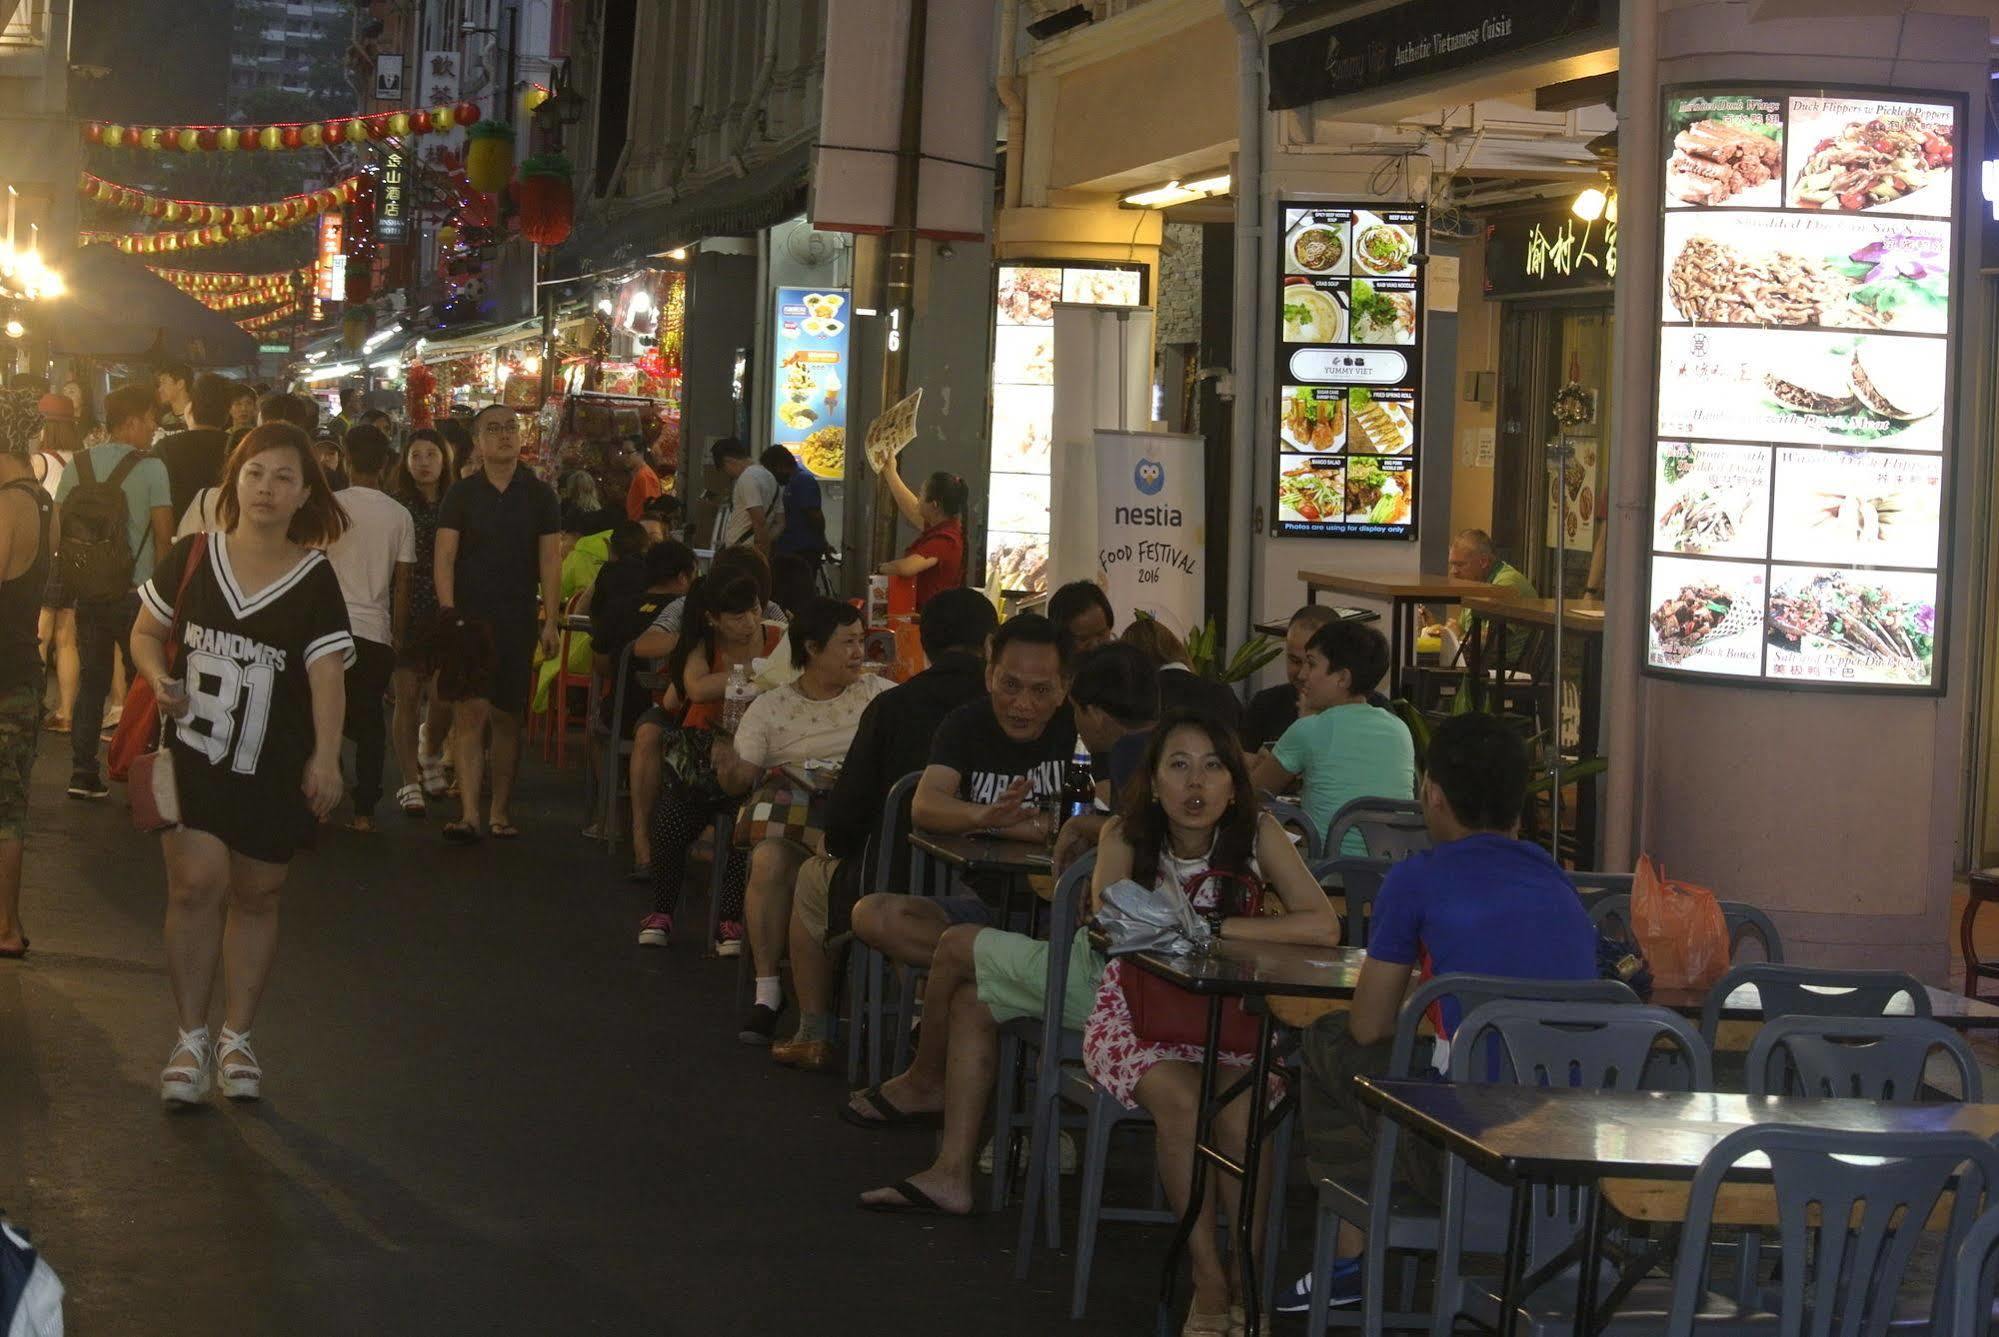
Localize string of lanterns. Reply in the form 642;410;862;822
83;104;483;152
79;172;360;253
148;264;313;293
200;289;302;311
83;172;362;229
239;298;308;332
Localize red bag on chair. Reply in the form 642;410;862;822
106;534;207;784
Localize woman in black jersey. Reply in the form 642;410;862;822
131;423;355;1106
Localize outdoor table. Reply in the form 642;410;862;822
1252;606;1379;640
1354;1079;1999;1337
906;830;1052;931
1129;941;1364;1337
1297;570;1514;697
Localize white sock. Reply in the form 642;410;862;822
755;977;781;1010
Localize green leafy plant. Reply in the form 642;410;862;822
1179;617;1281;685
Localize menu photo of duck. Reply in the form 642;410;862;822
1764;564;1937;686
1657;327;1944;453
1646;555;1768;677
1664;92;1784;209
1652;440;1772;559
1785;95;1955;218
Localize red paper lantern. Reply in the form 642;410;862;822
84;122;103;144
456;101;479;126
280;125;302;149
197;128;218;151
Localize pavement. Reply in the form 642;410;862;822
0;733;1179;1335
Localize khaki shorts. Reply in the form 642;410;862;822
794;854;840;944
0;681;39;841
971;928;1104;1029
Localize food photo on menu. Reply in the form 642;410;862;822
1663;212;1950;333
1764;565;1936;685
1658;327;1944;451
1284;210;1351;276
1280;277;1346;344
1785;96;1954;216
989;384;1053;471
1768;447;1941;569
1652;441;1772;559
1345;387;1414;455
1664;93;1783;207
996;266;1060;325
1349;211;1419;278
1647;555;1767;676
1277;459;1345;526
1343;455;1413;526
1348;278;1417;345
1281;385;1345;453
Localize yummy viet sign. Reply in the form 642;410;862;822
1272;200;1425;539
1644;85;1963;693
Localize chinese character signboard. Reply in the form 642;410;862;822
314;212;345;302
1482;200;1617;297
1644;85;1962;693
1272;201;1425;539
378;151;407;243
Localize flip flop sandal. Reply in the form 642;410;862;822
839;1084;942;1131
397;783;427;817
625;863;652;884
442;821;482;845
0;937;27;960
857;1179;971;1216
489;822;520;839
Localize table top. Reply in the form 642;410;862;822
1460;595;1607;633
909;829;1052;877
1127;941;1365;1000
1355;1078;1999;1183
1299;570;1513;602
1254;608;1380;638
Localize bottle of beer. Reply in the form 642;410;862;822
1062;745;1095;822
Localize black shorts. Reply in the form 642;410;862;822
434;608;536;717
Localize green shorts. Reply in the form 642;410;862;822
0;681;40;841
972;928;1105;1030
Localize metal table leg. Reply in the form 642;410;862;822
1234;1013;1277;1336
1498;1180;1532;1337
1158;997;1224;1337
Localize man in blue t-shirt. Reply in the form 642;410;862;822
1280;712;1596;1314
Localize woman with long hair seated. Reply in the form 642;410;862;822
638;571;782;953
1084;709;1336;1336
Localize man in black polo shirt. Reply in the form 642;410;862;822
767;589;998;1068
154;372;234;524
434;404;562;842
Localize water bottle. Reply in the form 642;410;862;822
720;663;752;734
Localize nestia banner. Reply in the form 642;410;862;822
1267;0;1609;110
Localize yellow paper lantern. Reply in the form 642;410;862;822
388;111;410;137
163;201;184;223
301;123;323;147
430;105;455;131
139;127;163;150
102;124;126;148
436;224;458;250
259;125;281;151
217;126;240;151
178;128;200;151
522;85;549;113
345;119;368;144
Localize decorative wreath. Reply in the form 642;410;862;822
1552;381;1594;427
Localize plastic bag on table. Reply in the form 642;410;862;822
1631;855;1730;991
1095;878;1214;957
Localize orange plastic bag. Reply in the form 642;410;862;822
1631;855;1730;991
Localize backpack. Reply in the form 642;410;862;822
59;450;142;601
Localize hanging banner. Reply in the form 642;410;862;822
379;150;407;243
314;212;345;301
1094;430;1205;638
769;287;850;480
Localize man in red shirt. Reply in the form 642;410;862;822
610;437;664;521
878;460;966;608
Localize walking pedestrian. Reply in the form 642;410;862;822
0;392;55;960
154;373;234;524
390;428;452;814
325;424;414;832
153;362;192;436
30;395;79;735
56;382;172;800
432;404;561;842
130;422;353;1104
711;437;780;557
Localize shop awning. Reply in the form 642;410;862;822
551;141;812;279
411;317;544;362
46;245;263;366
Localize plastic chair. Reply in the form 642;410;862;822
585;644;648;859
530;589;593;766
1747;1014;1981;1103
1430;1000;1712;1337
1659;1126;1999;1334
1318;856;1389;949
842;771;925;1087
700;806;737;957
1698;962;1928;1047
1315;796;1428;875
1305;973;1639;1337
1586;892;1786;964
1261;795;1324;864
1567;871;1632;918
1950;1205;1999;1337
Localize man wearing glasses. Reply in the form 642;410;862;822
433;405;562;842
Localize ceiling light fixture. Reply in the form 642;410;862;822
1570;186;1608;222
1121;173;1232;210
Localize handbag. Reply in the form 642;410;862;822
733;774;829;851
125;534;207;832
1119;868;1267;1052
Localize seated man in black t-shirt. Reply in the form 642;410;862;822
1241;604;1339;754
847;614;1076;980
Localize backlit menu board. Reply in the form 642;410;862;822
1273;201;1424;539
770;286;850;480
1645;86;1961;691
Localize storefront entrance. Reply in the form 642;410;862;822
1492;298;1614;599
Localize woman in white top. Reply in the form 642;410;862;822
31;402;79;732
712;596;892;1043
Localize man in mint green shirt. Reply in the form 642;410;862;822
1249;619;1416;855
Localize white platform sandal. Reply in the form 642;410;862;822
397;782;427;817
160;1027;212;1106
216;1027;262;1102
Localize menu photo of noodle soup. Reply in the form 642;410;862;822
1656;326;1944;453
1646;555;1767;676
1652;441;1772;559
1764;564;1936;685
1661;210;1951;335
1768;447;1941;569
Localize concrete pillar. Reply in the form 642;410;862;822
1600;1;1992;979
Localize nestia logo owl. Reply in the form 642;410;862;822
1133;457;1166;496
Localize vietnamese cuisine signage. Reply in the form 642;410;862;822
1273;200;1425;540
1268;0;1607;110
1645;85;1962;692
